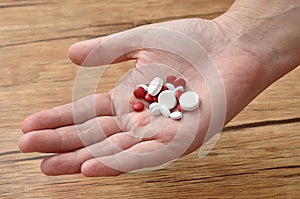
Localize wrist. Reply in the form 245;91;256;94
214;0;300;83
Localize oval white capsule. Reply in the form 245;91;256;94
148;77;163;96
170;111;183;120
160;105;171;117
150;106;162;116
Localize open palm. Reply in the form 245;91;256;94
19;18;266;176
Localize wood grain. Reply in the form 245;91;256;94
0;0;299;198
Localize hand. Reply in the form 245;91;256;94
19;2;299;176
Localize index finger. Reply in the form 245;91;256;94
22;93;114;133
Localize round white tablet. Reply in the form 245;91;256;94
179;91;199;111
150;106;162;116
175;86;184;92
148;77;163;96
160;105;171;117
165;83;176;91
158;90;177;109
170;111;183;120
149;102;160;110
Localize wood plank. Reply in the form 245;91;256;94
0;0;234;47
0;0;299;198
1;122;299;198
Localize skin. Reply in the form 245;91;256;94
18;0;300;177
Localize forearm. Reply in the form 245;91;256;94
214;0;300;82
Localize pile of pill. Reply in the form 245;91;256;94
132;75;199;120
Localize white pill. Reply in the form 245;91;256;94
175;86;184;92
170;111;183;120
158;90;177;109
136;84;148;92
149;102;160;110
148;77;163;96
160;105;171;117
151;106;162;116
179;91;199;111
165;83;176;91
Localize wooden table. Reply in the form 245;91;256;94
0;0;299;198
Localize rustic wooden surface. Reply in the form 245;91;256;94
0;0;299;198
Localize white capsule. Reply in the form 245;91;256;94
150;106;162;116
149;102;160;111
170;111;183;120
175;86;184;92
165;83;176;91
148;77;163;96
160;105;171;117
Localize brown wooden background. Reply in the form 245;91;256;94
0;0;299;198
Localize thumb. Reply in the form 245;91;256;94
68;28;142;66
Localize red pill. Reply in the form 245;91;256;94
153;96;158;102
174;78;186;88
161;85;168;91
132;101;144;112
175;90;183;99
144;93;153;103
133;87;146;99
166;75;176;84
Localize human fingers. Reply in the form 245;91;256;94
68;30;139;66
39;114;176;176
19;116;121;153
80;121;194;177
81;140;175;177
68;26;192;67
22;93;113;133
39;104;201;176
40;131;142;176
